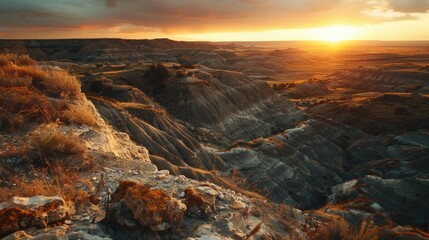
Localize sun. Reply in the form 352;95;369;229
314;26;358;43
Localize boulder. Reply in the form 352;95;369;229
107;180;186;231
0;196;74;237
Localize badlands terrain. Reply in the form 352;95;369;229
0;39;428;239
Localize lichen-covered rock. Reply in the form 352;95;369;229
0;196;74;237
107;180;186;231
184;188;216;215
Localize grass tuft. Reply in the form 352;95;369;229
0;54;36;66
61;104;98;127
0;54;81;97
42;70;81;97
0;87;55;132
310;218;379;240
30;124;87;158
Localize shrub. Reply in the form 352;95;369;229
61;104;98;127
30;124;87;158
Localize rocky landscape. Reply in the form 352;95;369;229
0;39;428;239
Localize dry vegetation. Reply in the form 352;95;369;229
60;104;98;127
309;218;379;240
30;124;87;158
0;164;90;204
0;87;54;132
0;54;98;132
0;53;81;97
0;54;36;66
41;70;81;97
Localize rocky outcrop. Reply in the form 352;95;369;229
100;168;306;239
107;180;186;231
0;196;74;237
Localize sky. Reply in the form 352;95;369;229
0;0;428;41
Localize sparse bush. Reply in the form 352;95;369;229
30;124;87;158
61;104;98;127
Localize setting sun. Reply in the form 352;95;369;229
313;26;359;43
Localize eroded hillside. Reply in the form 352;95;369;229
1;40;429;240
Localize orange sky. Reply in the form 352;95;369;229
0;0;428;41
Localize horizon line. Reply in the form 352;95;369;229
1;38;429;43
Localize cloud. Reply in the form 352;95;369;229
0;0;428;38
386;0;429;13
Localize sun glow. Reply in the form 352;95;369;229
177;25;362;42
313;26;359;43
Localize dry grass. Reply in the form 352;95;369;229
0;87;55;132
0;54;36;66
60;104;98;127
0;165;91;204
30;124;87;158
0;54;81;97
0;74;32;88
42;70;81;97
0;63;47;87
310;218;379;240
